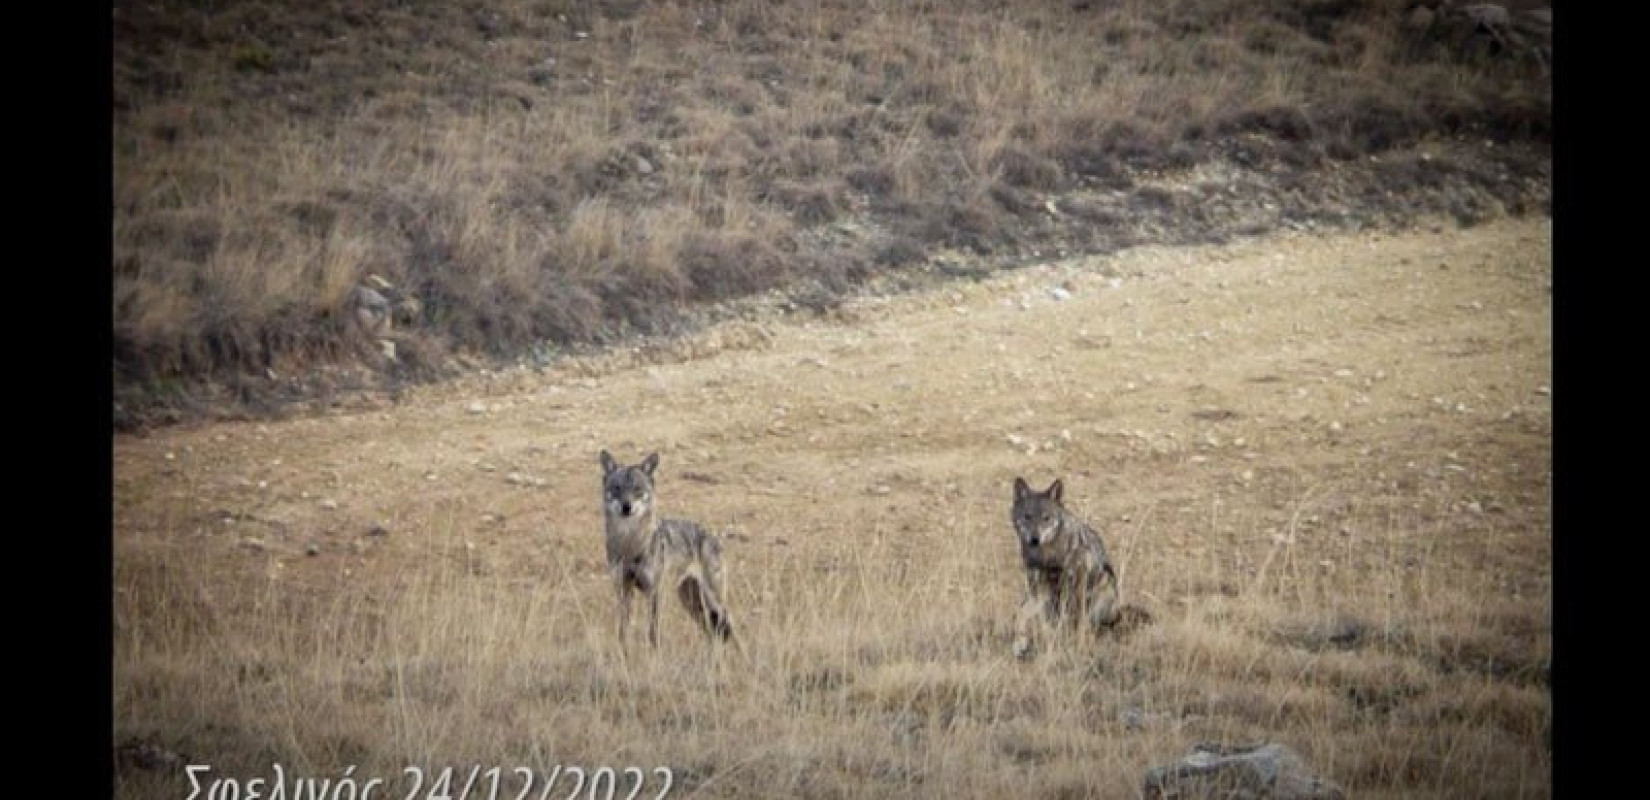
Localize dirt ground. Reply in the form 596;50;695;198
114;216;1552;799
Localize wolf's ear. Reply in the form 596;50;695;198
1014;477;1030;502
599;450;617;475
641;452;660;476
1047;479;1063;503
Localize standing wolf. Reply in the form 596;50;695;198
600;450;736;649
1010;476;1122;658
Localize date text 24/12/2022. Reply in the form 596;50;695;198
185;763;677;800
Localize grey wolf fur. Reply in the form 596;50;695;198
1010;476;1121;658
600;450;736;649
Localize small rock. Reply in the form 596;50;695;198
467;402;488;414
368;525;389;537
306;545;321;557
1535;385;1550;396
116;740;188;773
320;499;338;510
1048;286;1072;301
1466;501;1484;516
634;156;654;175
1143;742;1345;800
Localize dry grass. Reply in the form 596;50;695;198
113;0;1550;399
114;219;1552;799
114;500;1549;799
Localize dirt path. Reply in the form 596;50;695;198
114;217;1552;799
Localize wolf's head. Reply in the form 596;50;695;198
600;450;659;522
1012;477;1065;550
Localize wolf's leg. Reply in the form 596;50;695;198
698;539;735;642
677;574;732;642
1013;589;1049;659
614;577;633;646
1087;565;1121;631
647;586;661;648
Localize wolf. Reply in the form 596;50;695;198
600;450;736;649
1010;476;1122;658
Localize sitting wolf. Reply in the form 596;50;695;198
1010;476;1122;658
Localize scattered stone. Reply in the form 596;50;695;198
1048;286;1072;301
320;499;338;510
306;545;321;557
467;402;488;414
351;285;393;336
116;739;188;773
1143;742;1345;800
368;525;389;537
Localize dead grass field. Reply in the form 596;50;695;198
113;0;1550;419
114;216;1551;799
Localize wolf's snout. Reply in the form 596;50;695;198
1027;535;1040;547
621;502;634;516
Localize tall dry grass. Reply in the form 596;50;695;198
115;489;1549;799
